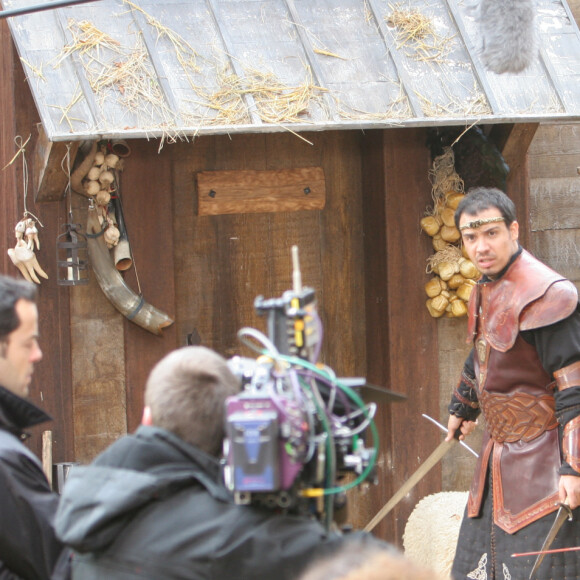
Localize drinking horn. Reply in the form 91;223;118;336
86;204;174;335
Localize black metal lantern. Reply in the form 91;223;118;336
56;222;89;286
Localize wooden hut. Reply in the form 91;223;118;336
1;0;579;545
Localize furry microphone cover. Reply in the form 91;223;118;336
477;0;538;74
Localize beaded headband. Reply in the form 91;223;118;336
459;216;505;231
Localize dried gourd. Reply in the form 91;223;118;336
87;166;102;181
432;235;448;252
425;277;444;298
441;207;456;228
457;282;475;302
451;298;468;317
426;298;446;318
431;293;449;312
437;261;456;282
99;171;115;186
94;151;105;166
446;192;464;210
459;258;479;279
421;216;440;237
96;190;111;206
447;273;465;290
84;180;100;196
440;225;461;243
104;153;120;169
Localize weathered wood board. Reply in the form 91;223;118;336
197;167;325;215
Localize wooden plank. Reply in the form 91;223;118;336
365;0;423;117
528;123;580;155
531;177;580;231
33;123;79;202
70;187;128;462
174;130;371;534
531;229;580;281
197;167;326;215
528;123;580;180
0;19;18;273
437;318;479;492
121;139;178;433
360;130;394;540
505;153;530;250
359;128;442;545
528;151;580;179
281;0;340;121
205;0;262;125
42;431;53;486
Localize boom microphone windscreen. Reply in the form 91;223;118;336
477;0;537;74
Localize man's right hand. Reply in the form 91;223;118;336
446;414;477;442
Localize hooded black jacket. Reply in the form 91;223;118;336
0;386;69;580
55;425;365;579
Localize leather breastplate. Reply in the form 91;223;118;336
466;249;577;351
468;333;560;533
465;251;578;533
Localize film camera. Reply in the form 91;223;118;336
222;248;380;527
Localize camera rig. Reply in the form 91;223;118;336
222;247;379;528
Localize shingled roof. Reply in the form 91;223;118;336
3;0;580;142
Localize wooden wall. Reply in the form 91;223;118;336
0;23;74;470
65;127;448;544
529;123;580;283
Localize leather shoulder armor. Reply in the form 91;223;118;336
466;250;578;351
520;278;578;331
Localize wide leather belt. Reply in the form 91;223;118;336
479;390;558;443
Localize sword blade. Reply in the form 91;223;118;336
421;414;479;458
364;437;457;532
529;501;573;580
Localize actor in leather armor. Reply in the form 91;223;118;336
445;187;580;580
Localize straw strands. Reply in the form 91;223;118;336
428;146;464;210
386;3;454;62
54;19;182;140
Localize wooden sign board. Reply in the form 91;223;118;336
196;167;325;216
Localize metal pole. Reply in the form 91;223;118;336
0;0;102;19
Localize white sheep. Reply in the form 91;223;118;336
403;491;468;579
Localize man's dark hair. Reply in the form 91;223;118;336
454;187;517;230
0;275;37;341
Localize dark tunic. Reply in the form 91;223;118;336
449;248;580;580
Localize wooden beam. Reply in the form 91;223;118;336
33;123;79;202
197;167;325;215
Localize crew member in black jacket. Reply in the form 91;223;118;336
0;274;69;579
56;346;387;579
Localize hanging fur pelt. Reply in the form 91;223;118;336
475;0;538;74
